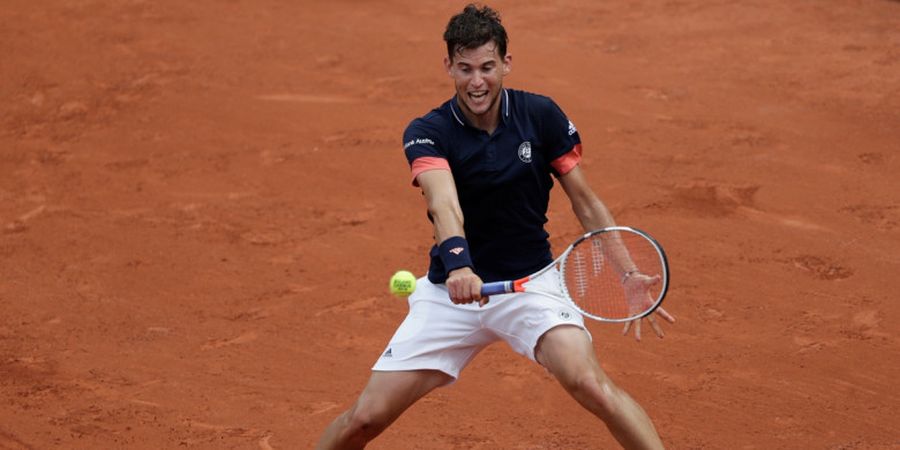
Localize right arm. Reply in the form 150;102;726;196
416;169;485;305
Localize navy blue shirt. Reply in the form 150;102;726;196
404;88;582;284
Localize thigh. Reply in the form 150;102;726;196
534;325;607;383
355;369;453;420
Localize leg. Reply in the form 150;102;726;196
535;325;665;450
315;369;453;450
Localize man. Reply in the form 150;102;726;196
316;4;675;449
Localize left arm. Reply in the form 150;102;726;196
557;165;675;340
557;166;637;275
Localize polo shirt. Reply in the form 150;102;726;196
403;88;582;284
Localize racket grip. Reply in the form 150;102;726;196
481;281;513;296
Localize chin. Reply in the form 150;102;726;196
464;97;495;116
467;104;490;115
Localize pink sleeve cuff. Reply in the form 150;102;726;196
551;144;582;175
410;156;450;186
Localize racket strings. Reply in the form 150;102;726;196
562;231;664;321
572;251;589;298
590;238;605;275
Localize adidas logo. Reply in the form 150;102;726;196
382;348;393;358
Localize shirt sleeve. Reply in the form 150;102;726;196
539;98;583;177
403;118;450;186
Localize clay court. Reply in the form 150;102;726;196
2;1;899;448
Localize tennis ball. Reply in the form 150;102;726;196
389;270;417;297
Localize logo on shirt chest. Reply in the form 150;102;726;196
517;141;533;163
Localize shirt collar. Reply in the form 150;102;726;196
449;89;510;128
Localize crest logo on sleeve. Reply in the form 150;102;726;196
517;141;533;163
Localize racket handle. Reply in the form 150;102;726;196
481;281;513;296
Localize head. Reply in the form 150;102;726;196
443;4;512;122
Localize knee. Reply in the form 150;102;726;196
341;402;391;443
562;372;621;420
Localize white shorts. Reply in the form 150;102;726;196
372;269;589;380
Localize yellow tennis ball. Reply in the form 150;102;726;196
389;270;417;297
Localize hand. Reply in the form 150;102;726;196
446;267;488;307
621;272;675;341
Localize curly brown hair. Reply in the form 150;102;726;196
443;4;509;59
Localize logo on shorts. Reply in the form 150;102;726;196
518;141;532;163
449;247;465;255
382;347;393;358
559;310;572;320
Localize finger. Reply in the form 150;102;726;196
649;274;661;286
634;318;642;341
450;286;465;304
446;280;459;303
468;283;482;303
648;316;665;338
622;320;632;336
447;286;458;303
479;296;490;307
452;281;469;303
656;307;676;323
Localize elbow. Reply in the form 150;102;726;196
427;196;455;217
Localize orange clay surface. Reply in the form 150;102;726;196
2;1;899;449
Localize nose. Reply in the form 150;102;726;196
470;71;485;88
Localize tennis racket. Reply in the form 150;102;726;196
481;226;669;322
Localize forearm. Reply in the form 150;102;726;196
571;195;617;232
416;170;466;243
428;196;477;278
415;169;481;301
560;167;637;276
573;198;638;276
429;197;466;244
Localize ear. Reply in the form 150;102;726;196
443;56;452;76
502;53;512;75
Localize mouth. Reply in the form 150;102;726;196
468;90;489;102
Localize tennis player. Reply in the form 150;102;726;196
316;4;675;449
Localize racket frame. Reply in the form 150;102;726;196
481;226;670;323
559;226;669;322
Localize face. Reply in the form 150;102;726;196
444;41;512;122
